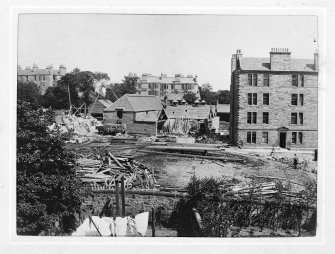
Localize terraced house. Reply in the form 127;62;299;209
17;64;66;95
129;72;200;99
230;48;318;149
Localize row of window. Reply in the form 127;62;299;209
291;94;304;106
246;131;303;144
248;93;269;105
247;74;305;87
247;93;304;106
247;112;304;125
247;112;269;124
139;83;195;90
22;75;46;81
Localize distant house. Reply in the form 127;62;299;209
103;94;166;136
17;64;66;95
216;104;230;122
163;104;216;134
127;72;200;99
87;99;113;120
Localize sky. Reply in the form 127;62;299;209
18;14;318;91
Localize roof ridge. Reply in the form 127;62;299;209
125;94;136;112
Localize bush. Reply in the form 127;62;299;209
17;100;82;235
172;176;317;237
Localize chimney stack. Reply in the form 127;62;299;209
32;63;38;72
314;50;319;71
270;48;291;71
231;49;243;72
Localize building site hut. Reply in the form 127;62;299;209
103;94;166;136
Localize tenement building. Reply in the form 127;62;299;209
127;72;200;99
17;64;66;95
229;48;318;149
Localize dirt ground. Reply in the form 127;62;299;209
70;142;317;191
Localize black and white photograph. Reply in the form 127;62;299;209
1;1;335;253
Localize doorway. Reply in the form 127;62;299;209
279;132;287;148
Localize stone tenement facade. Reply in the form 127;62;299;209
229;48;318;149
126;72;200;99
17;64;66;95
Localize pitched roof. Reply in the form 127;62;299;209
98;99;113;108
135;110;162;122
140;75;196;84
17;68;65;76
104;94;163;112
165;105;214;120
165;93;184;101
239;57;316;72
216;104;230;113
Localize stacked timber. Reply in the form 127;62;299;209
139;143;244;162
76;152;156;190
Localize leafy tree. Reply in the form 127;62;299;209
17;100;81;235
17;81;42;106
199;83;218;105
71;67;81;74
106;76;138;102
41;71;100;110
183;93;197;104
217;90;231;104
94;72;110;81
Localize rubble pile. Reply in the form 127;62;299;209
76;152;156;190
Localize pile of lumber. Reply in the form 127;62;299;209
76;152;156;190
139;143;244;162
222;182;310;203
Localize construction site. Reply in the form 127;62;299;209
50;93;317;237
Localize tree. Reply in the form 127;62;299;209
106;76;138;102
17;81;42;106
199;83;218;105
183;93;197;104
41;71;99;110
94;72;110;81
17;100;82;235
217;90;231;104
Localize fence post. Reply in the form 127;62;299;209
152;208;155;237
115;180;120;217
121;175;126;217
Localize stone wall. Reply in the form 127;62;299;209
103;111;157;136
231;71;318;148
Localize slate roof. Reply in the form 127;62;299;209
216;104;230;113
18;69;64;76
140;75;196;84
104;94;163;112
135;110;162;122
165;105;214;120
98;100;113;108
238;57;316;72
165;93;184;101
